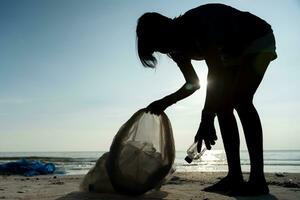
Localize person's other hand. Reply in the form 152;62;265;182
146;99;169;115
194;112;217;152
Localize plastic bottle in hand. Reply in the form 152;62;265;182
184;142;206;163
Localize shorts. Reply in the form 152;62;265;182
243;31;277;61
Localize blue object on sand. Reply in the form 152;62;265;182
0;159;56;176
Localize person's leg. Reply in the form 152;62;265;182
204;68;244;193
234;53;271;195
217;107;242;180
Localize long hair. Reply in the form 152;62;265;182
136;12;172;68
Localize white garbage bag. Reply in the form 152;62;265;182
79;152;114;193
80;109;175;195
106;109;175;195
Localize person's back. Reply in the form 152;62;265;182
172;4;275;59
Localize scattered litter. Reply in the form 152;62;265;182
0;159;55;176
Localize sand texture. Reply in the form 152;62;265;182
0;172;299;200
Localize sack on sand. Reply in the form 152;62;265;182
80;109;175;195
106;109;175;195
80;152;115;193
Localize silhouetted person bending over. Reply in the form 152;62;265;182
136;4;277;196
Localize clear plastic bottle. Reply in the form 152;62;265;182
184;142;206;163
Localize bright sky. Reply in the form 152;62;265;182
0;0;299;152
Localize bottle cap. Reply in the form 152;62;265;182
185;156;193;163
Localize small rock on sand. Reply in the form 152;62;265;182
275;173;285;177
283;181;299;188
51;181;64;185
170;176;180;181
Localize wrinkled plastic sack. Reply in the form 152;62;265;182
107;109;175;195
80;109;175;195
80;152;115;193
0;159;56;176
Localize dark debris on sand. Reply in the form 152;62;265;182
268;180;300;188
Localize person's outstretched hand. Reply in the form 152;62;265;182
146;99;169;115
194;112;217;152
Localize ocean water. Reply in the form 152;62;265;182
0;150;299;175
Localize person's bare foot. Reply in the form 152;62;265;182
229;178;269;196
203;175;245;194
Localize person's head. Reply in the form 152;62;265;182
136;12;173;68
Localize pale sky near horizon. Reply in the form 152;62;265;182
0;0;299;152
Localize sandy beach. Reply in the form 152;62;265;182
0;172;299;200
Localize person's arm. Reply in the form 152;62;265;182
202;69;221;113
164;57;200;104
194;68;218;151
194;51;223;151
146;56;200;115
202;49;225;113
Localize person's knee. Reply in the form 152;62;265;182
234;100;254;114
